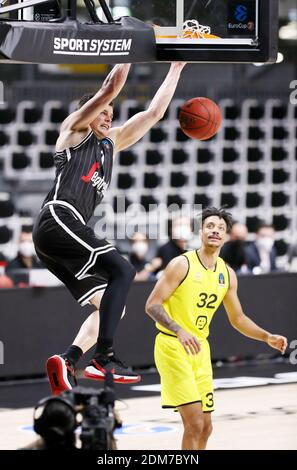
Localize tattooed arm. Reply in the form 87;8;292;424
145;257;200;355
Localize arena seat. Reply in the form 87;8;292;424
0;130;10;147
197;148;214;164
196;171;214;187
272;126;288;140
271;146;288;161
119;150;137;166
222;170;239;186
144;172;161;189
247;169;265;185
222;147;239;163
170;171;188;188
117;173;135;190
194;194;212;207
16;129;36;147
150;127;168;143
146;149;164;165
176;128;190;142
271;104;288;120
0;104;15;125
248;126;265;141
17;101;42;124
271;191;288;207
43;101;67;124
246;192;263;208
224;126;240;141
272;169;289;184
247;146;264;162
220;193;238;208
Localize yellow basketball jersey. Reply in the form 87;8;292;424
157;250;230;340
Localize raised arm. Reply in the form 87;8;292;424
110;62;186;152
62;64;131;131
145;256;200;355
223;266;287;354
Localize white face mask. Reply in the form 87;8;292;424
19;241;35;258
172;225;192;241
131;241;148;258
256;237;274;252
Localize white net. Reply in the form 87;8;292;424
182;19;216;39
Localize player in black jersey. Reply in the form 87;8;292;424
33;62;186;395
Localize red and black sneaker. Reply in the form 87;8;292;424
46;355;77;396
84;354;141;384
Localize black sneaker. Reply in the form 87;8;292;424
46;355;77;396
84;354;141;384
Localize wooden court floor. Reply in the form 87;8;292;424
0;383;296;450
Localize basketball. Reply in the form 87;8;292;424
179;97;222;140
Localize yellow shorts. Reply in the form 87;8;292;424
154;332;214;412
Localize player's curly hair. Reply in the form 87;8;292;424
202;207;233;233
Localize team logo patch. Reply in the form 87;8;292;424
194;272;202;282
218;273;225;286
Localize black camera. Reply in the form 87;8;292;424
33;373;120;450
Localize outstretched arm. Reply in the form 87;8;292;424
62;64;131;131
111;62;186;152
223;267;287;354
145;256;200;355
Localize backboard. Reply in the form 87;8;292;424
0;0;279;64
127;0;279;63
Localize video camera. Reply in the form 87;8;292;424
33;373;121;450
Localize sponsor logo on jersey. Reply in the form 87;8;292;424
81;162;100;183
81;161;108;195
218;272;225;286
196;315;207;330
53;38;132;57
90;171;108;195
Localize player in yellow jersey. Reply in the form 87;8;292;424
145;207;288;450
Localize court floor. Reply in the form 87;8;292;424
1;383;296;450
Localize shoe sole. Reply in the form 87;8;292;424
84;366;141;384
46;355;73;395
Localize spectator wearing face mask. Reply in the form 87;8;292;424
220;223;248;273
244;224;277;274
6;227;42;274
152;216;193;274
129;232;156;281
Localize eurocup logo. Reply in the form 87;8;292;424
235;5;248;22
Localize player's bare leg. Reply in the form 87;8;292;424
72;292;103;353
198;412;213;450
178;402;205;450
73;292;126;353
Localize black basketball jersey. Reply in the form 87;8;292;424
43;132;114;223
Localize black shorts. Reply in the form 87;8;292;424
33;202;115;306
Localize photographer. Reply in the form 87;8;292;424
26;375;119;450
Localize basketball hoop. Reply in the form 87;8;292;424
0;0;156;64
182;19;219;40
